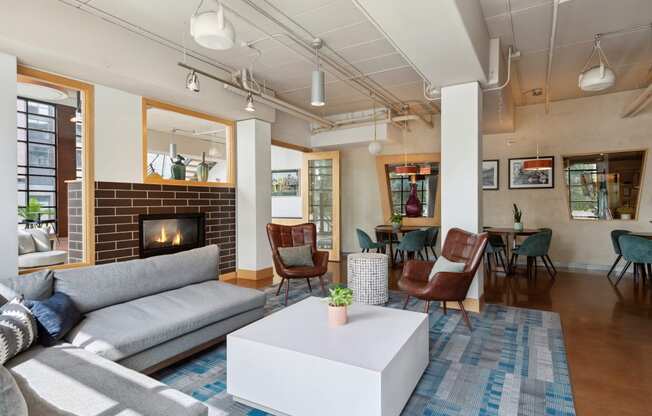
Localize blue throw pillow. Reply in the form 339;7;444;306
24;292;82;347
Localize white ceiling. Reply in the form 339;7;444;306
147;107;227;141
481;0;652;105
71;0;424;116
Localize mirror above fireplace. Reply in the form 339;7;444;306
138;213;206;258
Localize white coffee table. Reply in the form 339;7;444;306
227;297;429;416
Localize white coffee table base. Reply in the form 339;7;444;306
227;297;429;416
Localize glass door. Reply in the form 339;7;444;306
302;151;340;261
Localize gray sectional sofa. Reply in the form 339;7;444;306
4;245;267;416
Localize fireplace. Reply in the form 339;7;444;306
138;213;205;258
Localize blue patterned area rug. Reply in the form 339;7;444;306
154;277;575;416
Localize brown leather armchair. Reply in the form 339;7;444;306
266;223;329;305
398;227;488;330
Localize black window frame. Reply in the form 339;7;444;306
17;96;57;224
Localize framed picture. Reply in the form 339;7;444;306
271;169;300;196
482;160;499;190
509;156;555;189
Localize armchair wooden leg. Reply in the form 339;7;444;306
306;278;312;292
458;301;472;330
424;301;430;314
284;278;290;306
318;275;326;295
402;295;410;310
276;278;285;296
443;301;447;315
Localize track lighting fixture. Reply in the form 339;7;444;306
190;0;235;50
186;70;200;92
311;38;325;107
245;93;255;112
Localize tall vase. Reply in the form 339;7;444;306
196;152;209;182
405;182;422;217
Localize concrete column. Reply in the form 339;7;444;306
440;82;483;312
236;119;273;281
0;52;17;275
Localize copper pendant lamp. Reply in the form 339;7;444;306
523;144;552;171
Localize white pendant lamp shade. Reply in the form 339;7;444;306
578;36;615;92
190;1;235;50
578;64;615;92
311;69;325;106
368;140;383;155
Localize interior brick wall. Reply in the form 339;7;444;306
94;182;235;273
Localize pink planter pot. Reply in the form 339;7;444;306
328;305;348;327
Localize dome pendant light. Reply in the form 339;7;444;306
311;38;325;107
245;93;255;112
578;35;616;92
190;0;235;50
368;96;383;155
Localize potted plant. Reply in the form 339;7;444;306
513;203;523;231
327;285;353;327
389;211;402;232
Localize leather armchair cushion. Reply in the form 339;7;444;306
428;256;466;281
278;244;314;267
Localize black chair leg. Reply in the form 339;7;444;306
614;261;632;286
607;255;622;278
403;295;410;310
542;256;555;278
431;246;438;260
498;250;507;273
509;253;518;275
545;255;557;274
306;278;312;292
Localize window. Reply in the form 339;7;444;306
387;163;438;217
17;97;57;223
563;151;646;220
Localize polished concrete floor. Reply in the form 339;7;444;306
237;261;652;416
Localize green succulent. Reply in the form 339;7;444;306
513;203;522;223
389;211;403;225
328;285;353;307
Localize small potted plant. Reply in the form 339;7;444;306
327;285;353;327
389;211;402;232
513;203;523;231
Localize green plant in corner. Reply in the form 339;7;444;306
327;285;353;307
18;197;45;222
513;203;522;223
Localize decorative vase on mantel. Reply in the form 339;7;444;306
169;144;187;180
196;152;209;182
405;182;422;217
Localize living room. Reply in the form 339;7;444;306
1;1;651;416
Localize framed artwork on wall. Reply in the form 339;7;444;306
272;169;300;196
482;160;499;190
509;156;555;189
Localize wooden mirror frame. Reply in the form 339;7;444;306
141;98;236;188
375;153;441;226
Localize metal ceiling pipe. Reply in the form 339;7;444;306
544;0;560;114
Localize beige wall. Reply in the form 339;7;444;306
341;89;652;270
340;119;441;252
484;89;652;270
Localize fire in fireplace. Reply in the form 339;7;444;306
138;213;205;258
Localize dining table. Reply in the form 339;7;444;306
374;225;425;267
484;227;542;268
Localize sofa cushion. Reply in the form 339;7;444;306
54;245;219;313
0;300;38;365
0;269;53;304
6;344;207;416
17;230;35;255
0;365;28;416
25;293;82;347
28;229;51;252
18;251;67;269
66;280;266;361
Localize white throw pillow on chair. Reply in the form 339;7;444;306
428;256;466;281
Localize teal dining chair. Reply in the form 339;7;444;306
356;228;385;253
614;234;652;287
485;233;508;273
423;227;439;260
607;230;630;278
395;230;428;265
509;230;555;279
